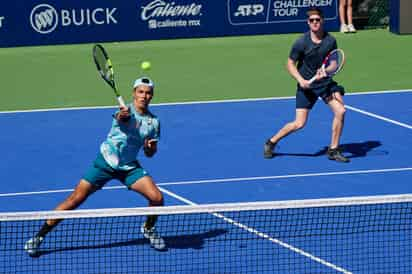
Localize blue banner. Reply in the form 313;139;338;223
0;0;339;47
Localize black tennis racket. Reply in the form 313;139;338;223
92;44;126;107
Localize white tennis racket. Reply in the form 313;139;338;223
308;49;345;84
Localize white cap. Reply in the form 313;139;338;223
133;77;154;89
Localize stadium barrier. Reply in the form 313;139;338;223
389;0;412;34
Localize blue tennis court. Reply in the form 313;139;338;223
0;90;411;273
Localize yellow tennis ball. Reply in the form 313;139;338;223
141;61;151;71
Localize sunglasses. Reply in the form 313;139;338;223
309;18;321;23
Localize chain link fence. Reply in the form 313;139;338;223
353;0;389;29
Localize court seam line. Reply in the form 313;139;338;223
160;187;352;274
159;167;412;186
0;89;410;114
1;167;411;197
345;105;412;129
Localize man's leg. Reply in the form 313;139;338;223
24;180;98;256
129;176;166;250
326;92;350;162
264;109;309;158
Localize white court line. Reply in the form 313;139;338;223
0;89;410;114
345;105;412;129
160;187;352;274
1;167;411;197
158;167;412;187
1;90;410;131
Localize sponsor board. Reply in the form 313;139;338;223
0;0;338;47
139;0;203;30
29;3;118;34
228;0;337;25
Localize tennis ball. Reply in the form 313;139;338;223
141;61;151;71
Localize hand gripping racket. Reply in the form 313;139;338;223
308;49;345;84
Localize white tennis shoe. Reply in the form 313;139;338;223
24;236;44;256
141;225;166;251
347;24;357;33
340;24;349;33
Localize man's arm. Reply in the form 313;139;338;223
286;58;310;89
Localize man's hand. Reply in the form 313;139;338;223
299;68;327;89
314;67;327;82
144;139;158;157
298;79;311;89
116;105;131;122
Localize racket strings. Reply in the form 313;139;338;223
324;51;344;76
94;48;114;83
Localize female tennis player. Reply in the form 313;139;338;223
25;77;167;255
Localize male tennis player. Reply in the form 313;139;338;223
264;7;349;163
24;77;166;255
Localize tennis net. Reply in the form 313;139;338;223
1;194;411;273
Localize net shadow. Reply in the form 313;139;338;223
33;229;228;257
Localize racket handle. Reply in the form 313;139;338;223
308;65;326;85
117;96;126;108
308;74;317;84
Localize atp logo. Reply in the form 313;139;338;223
234;4;264;17
30;4;58;34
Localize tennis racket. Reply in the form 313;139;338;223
308;49;345;84
92;44;126;108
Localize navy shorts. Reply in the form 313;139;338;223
296;81;345;109
83;153;149;189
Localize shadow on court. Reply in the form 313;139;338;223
32;229;228;257
275;141;386;159
341;141;388;158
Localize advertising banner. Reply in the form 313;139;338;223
0;0;339;47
